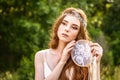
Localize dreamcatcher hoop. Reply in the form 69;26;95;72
71;40;92;67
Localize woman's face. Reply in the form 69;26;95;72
57;15;80;43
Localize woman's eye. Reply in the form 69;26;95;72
72;26;78;30
61;22;66;25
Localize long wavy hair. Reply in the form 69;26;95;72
49;7;90;80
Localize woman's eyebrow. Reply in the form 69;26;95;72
63;20;68;23
72;24;79;27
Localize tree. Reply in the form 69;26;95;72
101;0;120;65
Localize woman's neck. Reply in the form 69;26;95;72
52;40;67;56
57;40;67;52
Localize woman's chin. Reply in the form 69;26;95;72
59;38;71;43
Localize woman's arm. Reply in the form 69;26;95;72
34;51;44;80
90;42;103;80
45;61;66;80
46;41;75;80
97;61;100;80
46;40;76;80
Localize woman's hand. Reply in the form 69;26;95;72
90;42;103;62
60;40;76;63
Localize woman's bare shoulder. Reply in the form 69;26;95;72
35;49;50;58
34;49;50;64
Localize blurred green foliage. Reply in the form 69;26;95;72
0;0;120;80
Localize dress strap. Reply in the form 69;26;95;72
44;49;52;78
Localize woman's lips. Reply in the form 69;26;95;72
62;33;69;37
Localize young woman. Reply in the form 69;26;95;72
34;7;103;80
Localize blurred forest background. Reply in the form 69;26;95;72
0;0;120;80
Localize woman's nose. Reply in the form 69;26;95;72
64;25;70;32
